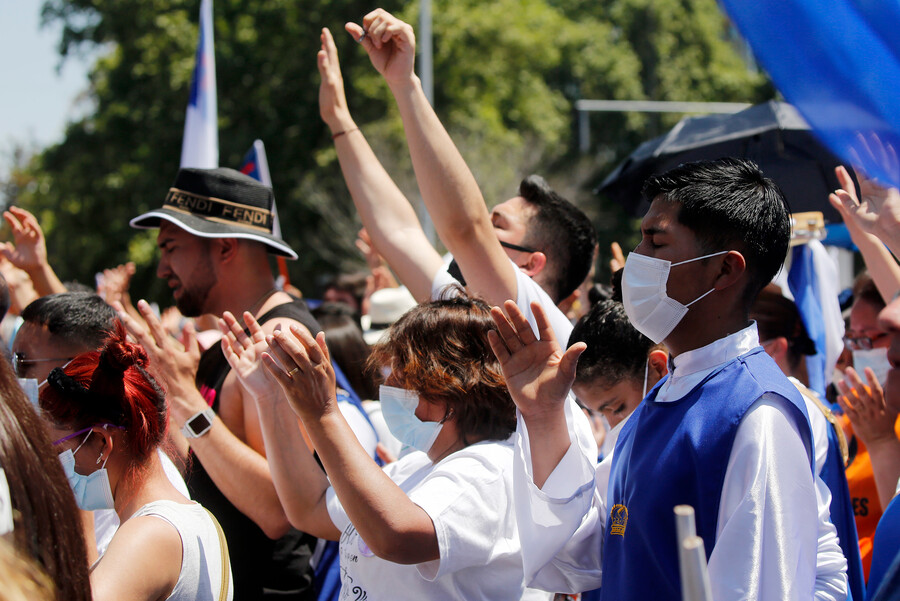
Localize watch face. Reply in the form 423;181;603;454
188;413;212;434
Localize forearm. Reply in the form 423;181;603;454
845;225;900;302
187;416;292;539
867;435;900;511
523;407;572;489
389;77;494;248
26;261;66;296
254;396;339;540
306;409;439;563
388;76;516;303
330;117;443;302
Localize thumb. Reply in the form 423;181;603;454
559;342;587;381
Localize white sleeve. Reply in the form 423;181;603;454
337;400;378;459
430;265;462;301
513;264;574;345
514;395;604;592
408;452;510;581
710;394;847;601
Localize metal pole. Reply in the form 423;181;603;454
418;0;436;244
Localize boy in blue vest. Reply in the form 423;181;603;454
489;158;849;600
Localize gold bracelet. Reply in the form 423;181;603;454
332;127;359;140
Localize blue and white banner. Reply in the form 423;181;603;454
180;0;218;168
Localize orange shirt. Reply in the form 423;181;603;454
841;413;900;578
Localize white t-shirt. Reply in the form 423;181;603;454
128;500;233;601
325;438;525;600
431;259;573;345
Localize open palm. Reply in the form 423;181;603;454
488;300;585;418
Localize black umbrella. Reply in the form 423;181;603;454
596;100;850;223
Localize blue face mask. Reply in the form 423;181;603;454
57;430;115;511
379;385;452;454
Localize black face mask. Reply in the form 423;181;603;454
446;240;539;286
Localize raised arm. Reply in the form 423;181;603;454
830;166;900;302
116;300;292;539
263;323;440;564
488;300;586;487
219;311;339;540
346;11;519;306
1;207;67;297
318;27;442;302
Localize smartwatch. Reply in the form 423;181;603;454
181;408;216;439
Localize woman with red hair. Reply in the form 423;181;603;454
39;324;233;601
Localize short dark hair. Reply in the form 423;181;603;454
569;300;655;387
313;302;379;400
20;293;117;350
642;158;790;305
852;272;884;311
750;285;816;370
368;293;515;444
518;175;597;303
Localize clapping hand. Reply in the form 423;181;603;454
219;311;281;403
263;325;338;422
837;366;899;448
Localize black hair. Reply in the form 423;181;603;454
20;293;117;350
642;158;790;306
851;272;884;310
569;300;654;386
750;286;816;370
312;302;379;400
518;175;597;303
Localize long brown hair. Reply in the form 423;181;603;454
368;294;516;444
0;358;91;601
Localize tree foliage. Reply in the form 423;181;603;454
4;0;770;301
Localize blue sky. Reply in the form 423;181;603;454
0;2;92;170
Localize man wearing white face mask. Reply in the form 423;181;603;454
496;158;848;601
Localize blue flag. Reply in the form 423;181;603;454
720;0;900;188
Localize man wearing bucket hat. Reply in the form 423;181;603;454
124;167;320;600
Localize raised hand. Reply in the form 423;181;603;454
1;207;48;273
345;9;416;87
219;311;281;403
488;300;586;419
317;27;354;133
114;299;206;425
263;324;338;421
836;365;899;448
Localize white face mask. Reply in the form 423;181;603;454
621;251;728;344
379;385;452;454
852;347;892;385
57;430;115;511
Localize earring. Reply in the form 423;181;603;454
96;455;103;465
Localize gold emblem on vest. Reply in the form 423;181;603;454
610;504;628;536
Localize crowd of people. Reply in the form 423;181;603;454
1;8;899;601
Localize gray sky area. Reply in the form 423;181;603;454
0;2;92;170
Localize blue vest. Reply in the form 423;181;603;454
601;348;813;601
818;409;865;601
868;493;900;600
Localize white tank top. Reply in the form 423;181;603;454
131;500;233;601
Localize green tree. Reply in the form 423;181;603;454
6;0;765;301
